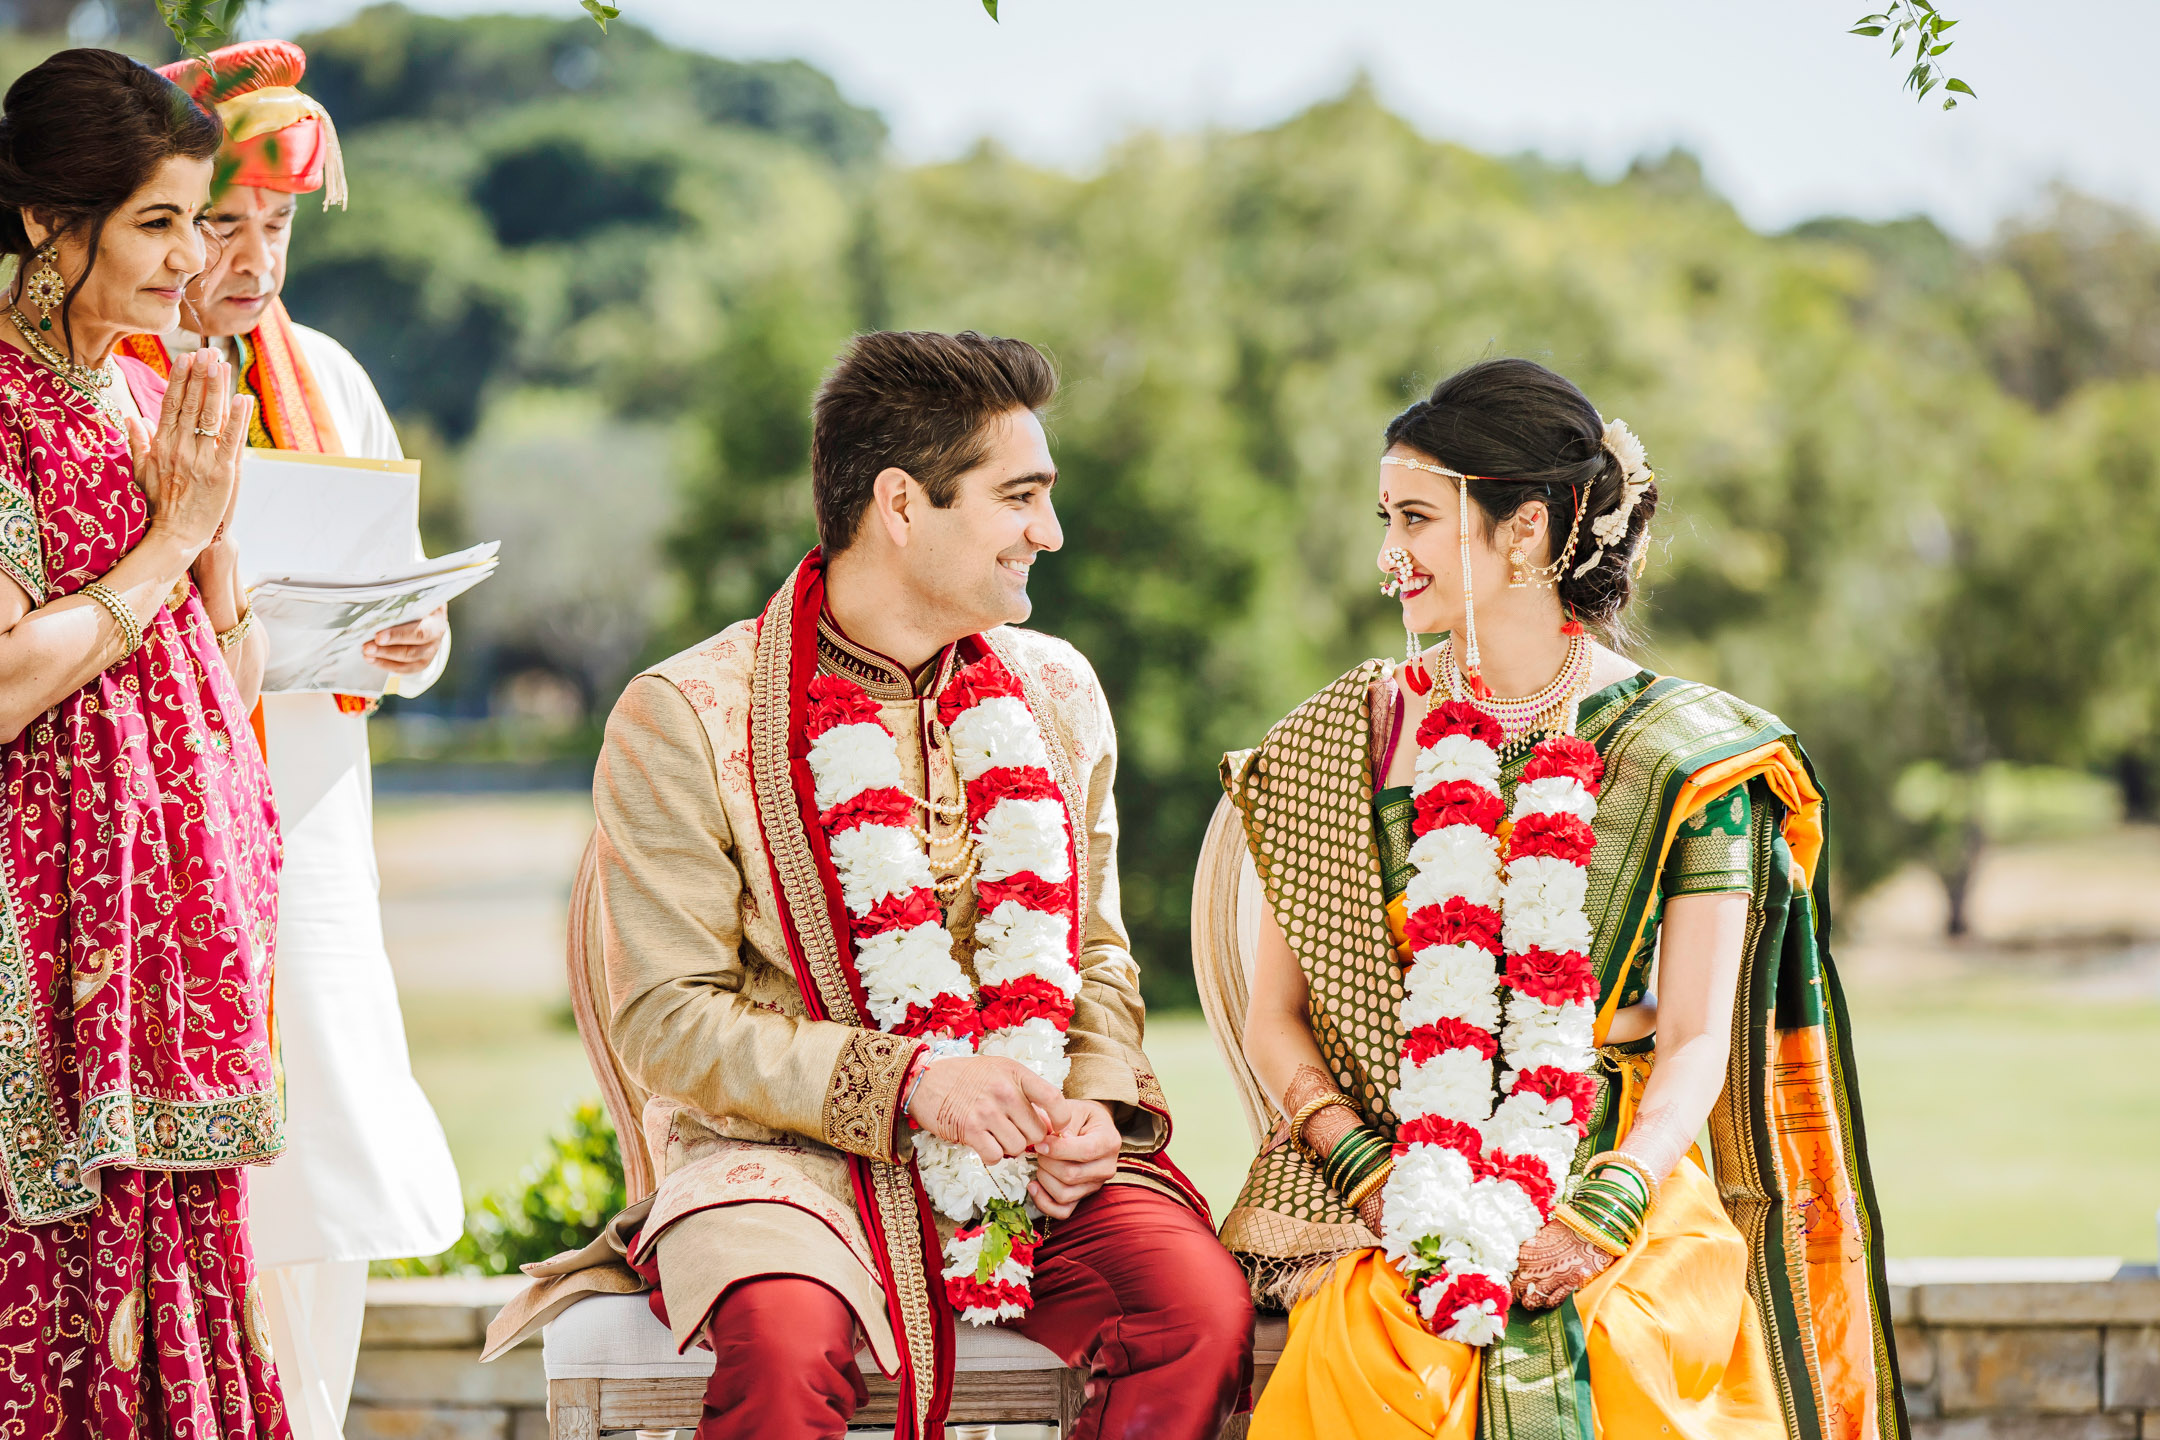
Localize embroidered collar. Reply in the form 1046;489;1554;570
816;610;958;701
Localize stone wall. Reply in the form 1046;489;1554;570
350;1262;2160;1438
1895;1260;2160;1440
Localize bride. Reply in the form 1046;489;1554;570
1205;359;1905;1439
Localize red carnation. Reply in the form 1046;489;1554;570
1507;810;1596;865
937;654;1026;728
1412;779;1504;837
894;991;986;1045
853;886;943;938
1417;700;1504;751
1402;1017;1498;1066
1503;947;1598;1007
944;1274;1034;1316
1392;1113;1484;1160
1474;1148;1558;1216
820;786;914;837
1523;735;1604;795
976;871;1076;921
1420;1271;1510;1335
1402;897;1503;956
965;764;1063;828
805;673;883;738
979;974;1076;1033
1511;1065;1599;1128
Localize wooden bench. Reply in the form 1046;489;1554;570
541;1292;1286;1436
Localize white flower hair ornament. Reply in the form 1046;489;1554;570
1573;418;1655;580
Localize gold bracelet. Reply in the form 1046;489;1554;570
1342;1158;1394;1211
80;581;143;656
1585;1150;1661;1209
215;603;255;651
1287;1092;1357;1155
1552;1201;1631;1258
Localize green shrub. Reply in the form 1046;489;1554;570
377;1100;626;1277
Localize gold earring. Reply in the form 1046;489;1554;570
22;242;64;328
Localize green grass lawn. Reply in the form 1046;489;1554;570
403;985;2160;1259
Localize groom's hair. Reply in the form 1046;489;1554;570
812;329;1058;554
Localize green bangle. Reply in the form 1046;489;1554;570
1323;1127;1390;1196
1324;1137;1383;1189
1568;1184;1645;1247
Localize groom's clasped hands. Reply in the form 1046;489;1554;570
904;1054;1123;1217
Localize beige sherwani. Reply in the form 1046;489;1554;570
579;607;1179;1380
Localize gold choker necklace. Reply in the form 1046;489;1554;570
8;306;123;434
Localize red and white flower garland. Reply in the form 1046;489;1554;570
803;654;1081;1325
1378;699;1607;1343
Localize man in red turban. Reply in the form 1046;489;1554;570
127;39;466;1440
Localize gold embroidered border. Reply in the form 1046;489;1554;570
823;1030;917;1164
0;815;96;1222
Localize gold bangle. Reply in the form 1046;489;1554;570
81;581;143;656
1585;1150;1661;1209
1342;1159;1393;1211
1553;1202;1630;1258
1287;1092;1357;1154
215;603;255;651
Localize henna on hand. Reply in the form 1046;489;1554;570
1511;1220;1611;1310
1355;1188;1386;1236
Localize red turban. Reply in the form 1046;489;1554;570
158;40;346;208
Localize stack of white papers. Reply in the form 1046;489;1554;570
229;448;500;696
249;543;499;695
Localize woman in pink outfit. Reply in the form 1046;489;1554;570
0;47;290;1438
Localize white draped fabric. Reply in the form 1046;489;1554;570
242;322;463;1270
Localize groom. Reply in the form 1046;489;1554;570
589;330;1250;1439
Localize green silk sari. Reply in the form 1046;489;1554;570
1217;662;1907;1440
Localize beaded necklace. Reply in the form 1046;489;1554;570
1421;630;1592;763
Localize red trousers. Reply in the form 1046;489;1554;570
691;1183;1252;1440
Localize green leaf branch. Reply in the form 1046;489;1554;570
1852;1;1977;108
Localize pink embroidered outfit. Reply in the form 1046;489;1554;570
0;348;290;1437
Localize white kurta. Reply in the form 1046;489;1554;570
242;322;464;1268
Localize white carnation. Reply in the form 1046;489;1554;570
974;902;1080;994
1404;825;1502;909
1390;1048;1496;1123
975;798;1071;883
978;1016;1071;1087
1414;733;1500;792
949;697;1050;780
1510;775;1596;823
915;1134;1032;1222
1500;856;1592;954
1380;1145;1477;1266
1498;1000;1597;1081
1401;944;1502;1033
854;922;970;1028
807;723;902;809
829;824;935;912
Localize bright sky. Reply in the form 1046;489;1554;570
256;0;2159;241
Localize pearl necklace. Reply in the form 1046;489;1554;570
1432;630;1591;754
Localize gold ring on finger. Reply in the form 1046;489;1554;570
193;426;220;438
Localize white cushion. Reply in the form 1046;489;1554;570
542;1291;1066;1380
